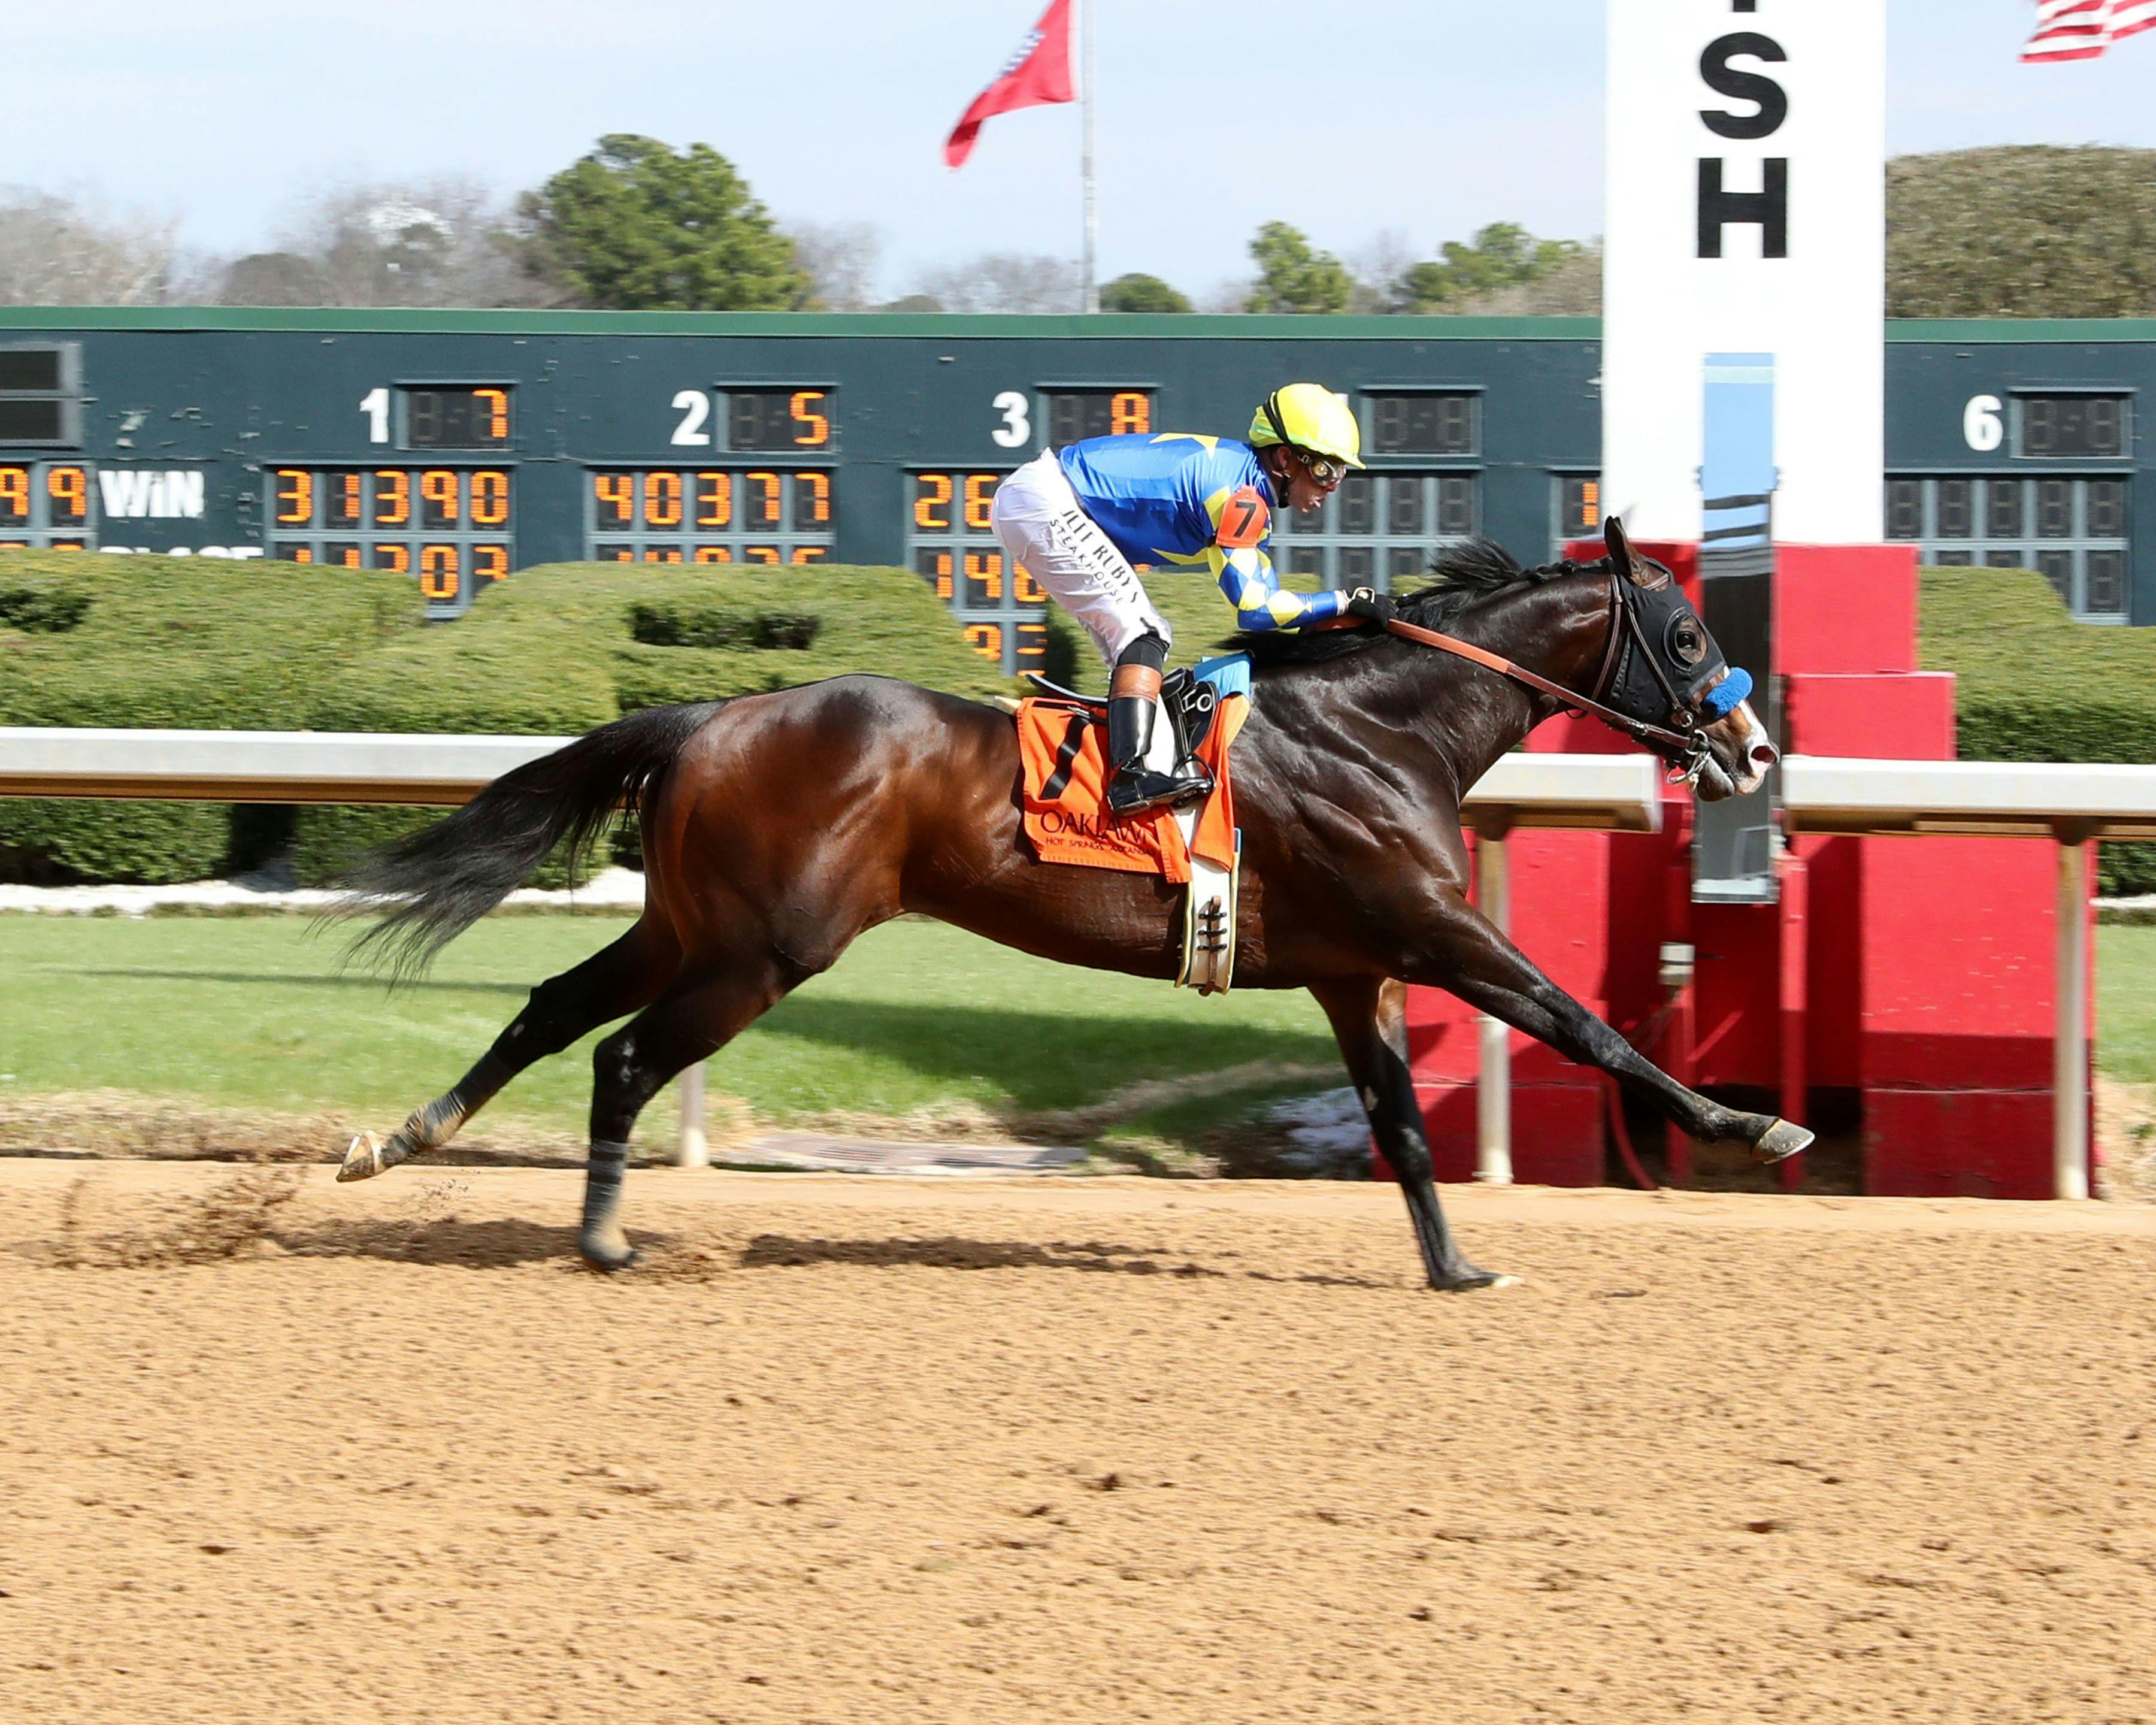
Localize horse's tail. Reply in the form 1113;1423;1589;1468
339;701;723;976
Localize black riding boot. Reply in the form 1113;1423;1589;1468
1104;694;1213;818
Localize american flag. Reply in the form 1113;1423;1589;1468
2023;0;2156;62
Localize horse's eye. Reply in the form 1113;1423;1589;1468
1669;618;1706;666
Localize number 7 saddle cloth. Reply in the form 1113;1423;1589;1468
1014;667;1249;885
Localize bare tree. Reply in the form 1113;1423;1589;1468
910;252;1082;314
1345;229;1418;314
218;178;550;308
0;189;183;305
1442;243;1603;315
785;220;883;311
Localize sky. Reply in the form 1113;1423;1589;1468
8;0;2156;299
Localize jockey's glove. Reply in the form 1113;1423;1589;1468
1345;587;1397;627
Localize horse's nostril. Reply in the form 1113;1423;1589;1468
1751;743;1780;770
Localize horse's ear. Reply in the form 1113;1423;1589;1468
1604;515;1670;589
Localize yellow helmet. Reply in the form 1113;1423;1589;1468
1249;383;1364;470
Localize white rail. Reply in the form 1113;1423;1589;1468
0;728;1654;1173
1781;754;2156;1202
6;732;2128;1197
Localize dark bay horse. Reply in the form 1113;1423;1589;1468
337;520;1806;1290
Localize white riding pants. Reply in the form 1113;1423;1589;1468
991;449;1171;665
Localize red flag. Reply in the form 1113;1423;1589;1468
944;0;1076;169
2024;0;2156;62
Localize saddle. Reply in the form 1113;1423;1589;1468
1013;655;1251;995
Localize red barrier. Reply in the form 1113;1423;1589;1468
1404;538;2090;1198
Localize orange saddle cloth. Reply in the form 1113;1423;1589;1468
1015;694;1247;882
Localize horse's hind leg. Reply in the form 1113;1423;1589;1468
339;916;682;1182
577;951;802;1271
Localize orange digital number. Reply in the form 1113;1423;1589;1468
1580;479;1601;529
791;547;825;565
1014;567;1047;604
695;471;732;529
287;546;316;564
374;470;410;528
693;546;732;564
922;550;953;600
471;470;510;527
643;548;684;564
913;473;952;530
790;391;829;447
474;388;510;441
796;471;831;525
963;624;1003;662
47;467;88;525
746;471;782;529
593;473;634;526
0;467;27;525
474;544;509;585
373;544;411;575
745;546;782;565
419;544;460;601
598;547;634;564
331;472;364;526
274;469;314;526
963;473;997;531
48;541;83;552
644;470;683;528
420;468;459;527
964;550;1003;601
1111;391;1151;435
1016;622;1048;661
0;542;28;552
327;544;363;569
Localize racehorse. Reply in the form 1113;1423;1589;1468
335;519;1804;1291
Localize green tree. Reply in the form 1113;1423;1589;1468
1886;146;2156;318
518;134;808;311
1244;222;1353;314
1395;222;1583;312
1098;271;1192;313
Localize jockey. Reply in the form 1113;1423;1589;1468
991;382;1393;818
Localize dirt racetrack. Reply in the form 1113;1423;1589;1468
2;1161;2152;1725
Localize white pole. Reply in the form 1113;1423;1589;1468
675;1060;710;1170
1476;830;1513;1185
2054;834;2090;1200
1080;0;1098;313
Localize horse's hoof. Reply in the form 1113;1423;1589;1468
580;1232;637;1273
337;1132;399;1183
1434;1269;1521;1293
1752;1119;1815;1164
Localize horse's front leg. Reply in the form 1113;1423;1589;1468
1309;975;1515;1292
1403;890;1813;1167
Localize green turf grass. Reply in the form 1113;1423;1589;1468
2097;925;2156;1085
0;914;1337;1148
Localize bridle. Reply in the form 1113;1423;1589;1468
1378;559;1718;785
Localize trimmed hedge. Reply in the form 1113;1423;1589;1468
1920;565;2156;895
0;550;409;882
0;550;1038;885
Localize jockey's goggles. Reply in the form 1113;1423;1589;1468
1295;449;1347;487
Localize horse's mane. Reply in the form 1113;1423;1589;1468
1233;538;1592;670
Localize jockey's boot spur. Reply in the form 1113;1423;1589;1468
1104;694;1212;818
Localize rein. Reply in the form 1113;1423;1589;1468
1377;563;1707;769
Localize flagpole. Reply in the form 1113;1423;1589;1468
1081;0;1098;312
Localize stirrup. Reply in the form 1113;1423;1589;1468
1107;762;1213;818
